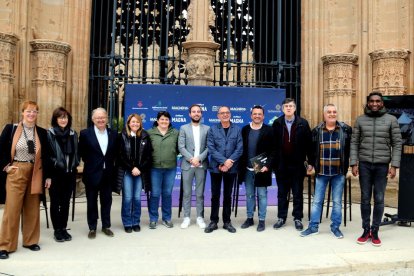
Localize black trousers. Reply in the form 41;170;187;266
209;172;236;224
276;167;305;221
85;170;113;230
49;171;76;230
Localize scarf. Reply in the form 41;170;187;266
53;126;73;155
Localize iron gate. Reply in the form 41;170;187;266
88;0;301;127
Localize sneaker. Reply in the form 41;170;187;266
132;225;141;232
162;220;174;228
331;228;344;239
204;222;218;233
124;226;132;233
294;219;303;231
241;218;254;229
273;218;286;229
149;221;157;229
54;229;65;242
196;217;206;229
257;220;265;232
371;228;381;247
356;228;371;244
61;229;72;241
223;222;237;233
300;227;319;237
181;217;191;229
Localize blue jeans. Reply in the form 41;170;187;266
309;174;345;230
149;168;176;222
359;162;389;229
121;171;142;227
245;170;268;221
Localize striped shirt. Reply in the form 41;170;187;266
319;125;340;176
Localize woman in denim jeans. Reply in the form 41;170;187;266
118;114;152;233
147;111;179;229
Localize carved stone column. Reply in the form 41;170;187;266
30;39;71;128
0;33;19;127
182;0;219;86
321;53;358;125
369;49;410;95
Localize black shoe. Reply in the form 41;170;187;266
257;220;265;232
223;222;237;233
61;229;72;241
132;225;141;232
124;227;132;233
54;229;65;242
241;218;254;229
0;250;9;259
102;228;114;237
273;218;285;229
88;230;96;239
204;222;218;233
294;219;303;231
23;244;40;251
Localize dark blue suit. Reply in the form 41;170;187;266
79;126;118;230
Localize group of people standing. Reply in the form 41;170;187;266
0;91;402;260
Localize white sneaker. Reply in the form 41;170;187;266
181;217;191;229
196;217;206;229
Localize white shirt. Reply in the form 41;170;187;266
94;126;108;168
192;124;201;168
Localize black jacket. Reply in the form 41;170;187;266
272;115;313;175
79;126;118;187
310;121;352;175
238;124;275;187
47;127;80;175
116;129;152;192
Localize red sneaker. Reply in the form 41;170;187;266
356;228;371;244
371;228;382;247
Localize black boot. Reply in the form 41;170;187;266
241;218;254;229
54;229;65;242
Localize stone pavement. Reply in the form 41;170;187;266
0;196;414;276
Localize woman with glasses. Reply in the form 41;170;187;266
147;111;179;229
46;107;79;242
0;101;50;259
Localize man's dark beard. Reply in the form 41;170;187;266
191;118;200;123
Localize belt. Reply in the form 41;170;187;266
13;160;34;164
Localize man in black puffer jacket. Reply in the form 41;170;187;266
351;92;402;247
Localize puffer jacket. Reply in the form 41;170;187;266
350;107;402;167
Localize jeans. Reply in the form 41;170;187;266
210;172;236;224
121;171;143;227
359;162;389;229
309;174;345;230
149;168;176;222
245;170;268;221
276;167;305;220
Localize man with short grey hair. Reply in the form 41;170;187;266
79;107;118;239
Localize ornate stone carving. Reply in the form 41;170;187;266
322;53;358;125
0;32;19;127
369;49;410;95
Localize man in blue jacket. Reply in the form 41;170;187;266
205;106;243;233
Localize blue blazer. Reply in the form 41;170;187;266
79;126;118;186
207;123;243;174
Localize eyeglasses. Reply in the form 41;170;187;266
25;110;38;114
218;111;230;115
58;116;68;120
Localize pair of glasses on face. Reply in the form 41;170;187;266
218;111;230;115
25;110;38;114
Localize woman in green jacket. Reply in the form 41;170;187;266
147;111;179;229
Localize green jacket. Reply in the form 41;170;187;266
148;126;179;169
350;107;402;167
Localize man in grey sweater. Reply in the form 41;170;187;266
350;92;402;247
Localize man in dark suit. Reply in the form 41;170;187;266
79;107;118;239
